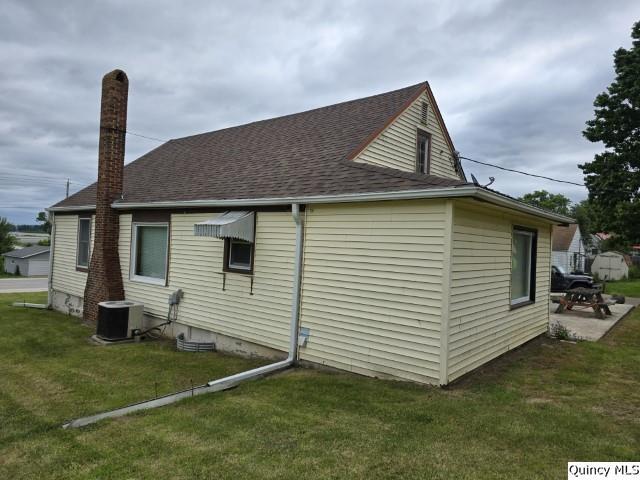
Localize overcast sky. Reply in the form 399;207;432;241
1;0;639;224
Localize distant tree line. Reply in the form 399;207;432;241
0;211;52;254
5;211;52;234
517;190;597;247
7;223;48;233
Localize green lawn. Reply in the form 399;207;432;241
605;279;640;298
1;292;639;479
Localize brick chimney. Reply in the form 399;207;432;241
83;69;128;323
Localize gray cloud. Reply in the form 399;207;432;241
1;0;638;223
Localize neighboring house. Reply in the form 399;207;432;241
47;70;572;386
591;251;631;281
2;245;50;276
588;234;603;258
552;224;586;273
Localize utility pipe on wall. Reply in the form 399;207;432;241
63;203;305;428
47;212;56;308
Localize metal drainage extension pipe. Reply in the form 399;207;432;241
63;204;305;429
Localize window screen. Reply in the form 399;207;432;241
227;239;253;271
77;218;91;268
511;228;537;305
416;130;430;174
134;225;168;280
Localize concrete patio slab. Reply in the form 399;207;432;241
549;301;634;341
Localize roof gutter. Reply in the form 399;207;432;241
48;185;573;224
46;205;95;213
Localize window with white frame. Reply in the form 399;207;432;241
76;217;91;269
131;223;169;284
511;227;537;306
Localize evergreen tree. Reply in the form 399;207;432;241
0;217;15;254
580;21;640;242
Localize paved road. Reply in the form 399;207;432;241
0;277;48;293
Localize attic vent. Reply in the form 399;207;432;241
420;101;429;125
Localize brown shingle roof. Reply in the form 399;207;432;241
53;82;468;209
552;224;578;251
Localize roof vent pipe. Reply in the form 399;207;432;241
62;203;306;428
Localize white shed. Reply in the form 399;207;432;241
2;245;50;276
591;251;630;281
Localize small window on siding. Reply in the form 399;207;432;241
420;101;429;125
131;223;169;285
416;130;430;174
511;227;537;307
76;217;91;269
224;238;254;274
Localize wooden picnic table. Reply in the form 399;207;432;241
555;287;613;319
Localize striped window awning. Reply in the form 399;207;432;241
193;211;255;242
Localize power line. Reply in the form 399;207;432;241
6;126;585;192
125;130;168;143
459;155;585;187
125;127;588;188
0;206;47;209
0;175;89;187
0;172;82;182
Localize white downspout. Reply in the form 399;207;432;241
287;203;304;363
63;203;305;428
47;212;56;308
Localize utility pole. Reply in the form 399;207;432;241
66;178;70;198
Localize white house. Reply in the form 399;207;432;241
552;224;586;273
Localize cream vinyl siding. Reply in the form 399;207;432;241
299;200;447;384
51;214;95;297
353;91;460;179
447;201;552;382
119;212;295;351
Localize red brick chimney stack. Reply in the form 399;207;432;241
83;69;128;323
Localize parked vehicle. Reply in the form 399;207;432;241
551;265;594;292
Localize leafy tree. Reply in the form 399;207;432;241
570;199;597;248
518;190;572;216
36;211;52;234
600;235;631;253
0;217;16;254
580;21;640;243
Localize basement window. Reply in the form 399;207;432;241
224;238;254;274
510;226;537;307
76;217;91;270
131;223;169;285
416;129;430;174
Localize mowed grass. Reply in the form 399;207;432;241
1;292;639;479
606;279;640;298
